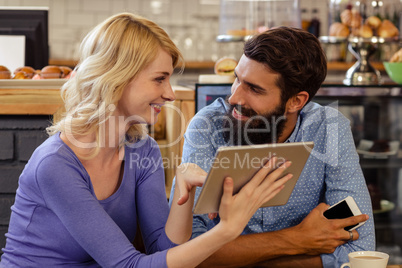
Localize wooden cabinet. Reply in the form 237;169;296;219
0;88;64;117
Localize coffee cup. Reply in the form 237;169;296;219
340;251;389;268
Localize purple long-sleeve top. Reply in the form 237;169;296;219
0;133;176;267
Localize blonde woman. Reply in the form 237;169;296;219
0;13;292;267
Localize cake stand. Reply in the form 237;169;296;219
320;36;400;86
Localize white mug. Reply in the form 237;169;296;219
340;251;389;268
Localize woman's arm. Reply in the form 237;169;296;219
165;164;207;244
165;157;293;268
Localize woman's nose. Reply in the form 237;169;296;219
163;84;176;102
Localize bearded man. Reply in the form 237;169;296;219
170;27;374;268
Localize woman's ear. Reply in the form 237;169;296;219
286;91;309;114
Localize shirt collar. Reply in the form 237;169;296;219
284;116;300;143
284;102;313;143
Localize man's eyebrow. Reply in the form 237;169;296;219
234;70;267;93
244;80;266;92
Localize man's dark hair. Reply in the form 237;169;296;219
244;26;327;104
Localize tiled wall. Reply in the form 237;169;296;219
0;0;329;62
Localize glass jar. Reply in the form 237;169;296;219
217;0;301;42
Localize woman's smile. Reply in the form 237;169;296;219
151;103;163;114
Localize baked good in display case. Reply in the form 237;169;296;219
390;48;402;63
32;65;72;79
216;0;300;42
0;64;74;91
198;57;238;84
329;22;351;37
0;65;73;80
328;0;399;39
214;57;237;76
13;66;37;79
321;0;400;85
0;65;12;79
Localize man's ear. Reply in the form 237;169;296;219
286;91;309;114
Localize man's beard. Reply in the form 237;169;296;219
222;99;287;146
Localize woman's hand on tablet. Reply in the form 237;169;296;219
175;163;207;205
217;157;293;239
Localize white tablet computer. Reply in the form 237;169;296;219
193;141;314;214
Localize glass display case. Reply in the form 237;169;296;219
316;83;402;265
217;0;301;42
195;82;402;265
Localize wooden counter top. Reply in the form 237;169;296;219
0;83;194;117
49;59;385;72
48;59;218;70
0;84;194;135
327;61;385;71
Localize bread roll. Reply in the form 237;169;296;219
59;66;72;78
39;65;63;79
350;14;362;29
214;57;238;76
390;48;402;63
13;66;36;79
356;25;373;38
366;16;382;29
341;9;362;28
0;65;11;79
378;20;399;38
340;9;352;26
13;72;28;79
329;22;350;37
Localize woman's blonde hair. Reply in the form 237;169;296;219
47;13;183;153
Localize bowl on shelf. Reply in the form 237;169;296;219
356;139;400;159
373;200;395;214
383;62;402;84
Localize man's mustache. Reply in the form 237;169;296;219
232;104;258;118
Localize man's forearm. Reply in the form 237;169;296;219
197;227;307;268
250;255;323;268
195;203;367;267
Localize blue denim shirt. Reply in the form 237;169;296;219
170;98;375;268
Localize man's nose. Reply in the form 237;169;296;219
228;83;246;106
